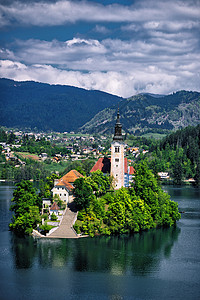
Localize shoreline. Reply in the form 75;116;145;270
32;229;88;239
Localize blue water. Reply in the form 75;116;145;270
0;183;200;300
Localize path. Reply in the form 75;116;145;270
48;202;79;239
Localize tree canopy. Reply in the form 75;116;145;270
9;180;41;236
73;163;181;237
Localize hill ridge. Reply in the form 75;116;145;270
80;90;200;135
0;78;122;132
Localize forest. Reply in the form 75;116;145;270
73;163;181;237
145;124;200;185
0;78;121;132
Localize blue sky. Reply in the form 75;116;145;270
0;0;199;97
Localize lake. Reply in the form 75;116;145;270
0;183;199;300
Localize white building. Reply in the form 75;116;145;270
90;109;134;189
51;170;83;204
110;109;125;189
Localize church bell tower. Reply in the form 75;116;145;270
111;108;124;189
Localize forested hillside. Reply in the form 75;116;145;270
0;78;121;132
81;91;200;135
147;124;200;185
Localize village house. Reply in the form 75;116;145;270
158;172;170;180
50;202;60;216
51;170;83;204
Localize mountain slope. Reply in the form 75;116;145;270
0;78;122;132
80;91;200;134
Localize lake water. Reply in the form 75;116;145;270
0;183;199;300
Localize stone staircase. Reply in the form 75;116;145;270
48;202;79;239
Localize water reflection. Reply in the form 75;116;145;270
11;226;180;276
11;234;38;268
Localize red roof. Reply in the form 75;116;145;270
90;157;110;173
124;157;128;173
90;157;135;175
55;170;83;191
50;202;60;211
129;166;135;175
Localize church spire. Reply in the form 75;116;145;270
113;108;123;141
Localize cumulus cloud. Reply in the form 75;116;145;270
0;0;199;97
1;31;199;72
1;59;199;98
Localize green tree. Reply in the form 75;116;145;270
39;173;59;199
7;132;16;144
132;160;180;225
90;170;110;196
9;180;41;236
0;129;7;142
53;194;62;208
132;160;160;220
73;177;94;210
172;158;183;185
194;159;200;186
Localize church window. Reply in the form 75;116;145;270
115;158;119;162
115;146;120;153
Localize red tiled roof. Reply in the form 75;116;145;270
124;157;128;173
90;157;135;175
129;166;135;175
55;170;83;191
90;157;111;173
50;202;60;211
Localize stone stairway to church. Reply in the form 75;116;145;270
48;202;79;239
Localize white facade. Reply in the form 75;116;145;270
52;186;70;203
111;141;125;189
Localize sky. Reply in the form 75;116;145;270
0;0;199;98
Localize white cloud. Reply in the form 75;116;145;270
143;20;200;31
93;25;110;34
1;59;199;98
0;0;199;27
1;38;107;67
0;0;199;97
3;29;198;71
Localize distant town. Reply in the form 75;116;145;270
0;128;149;177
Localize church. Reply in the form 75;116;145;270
90;109;134;189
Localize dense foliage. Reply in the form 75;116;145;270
147;124;200;185
0;159;51;181
61;159;96;177
9;181;41;236
0;78;121;132
74;170;111;210
74;163;180;237
9;174;59;236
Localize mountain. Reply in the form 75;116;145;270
0;78;122;132
1;79;199;134
80;91;200;134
